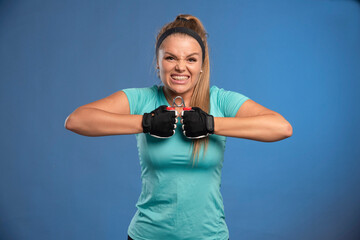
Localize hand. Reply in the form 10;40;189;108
181;107;214;139
142;105;177;138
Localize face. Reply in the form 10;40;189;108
157;34;203;97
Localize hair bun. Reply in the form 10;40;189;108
177;17;189;22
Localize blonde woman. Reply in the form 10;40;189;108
65;14;292;240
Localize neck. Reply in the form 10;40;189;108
163;86;192;107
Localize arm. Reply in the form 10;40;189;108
214;99;293;142
64;91;143;136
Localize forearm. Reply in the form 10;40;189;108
214;114;292;142
65;107;143;136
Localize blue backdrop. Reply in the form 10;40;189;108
1;1;359;240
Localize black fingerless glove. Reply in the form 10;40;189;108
142;105;177;138
181;107;214;139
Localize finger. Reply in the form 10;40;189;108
166;112;177;123
168;111;177;118
182;110;196;119
167;122;174;131
182;110;190;118
167;128;175;136
182;118;190;125
159;105;169;111
191;107;201;112
184;124;191;131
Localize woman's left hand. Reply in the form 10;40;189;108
181;107;214;139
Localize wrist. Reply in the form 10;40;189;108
213;117;220;134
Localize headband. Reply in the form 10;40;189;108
156;27;206;62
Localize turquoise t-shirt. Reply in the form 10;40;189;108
122;85;250;240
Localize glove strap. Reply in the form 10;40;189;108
206;115;214;135
142;113;152;133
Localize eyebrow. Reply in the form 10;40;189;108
164;52;200;57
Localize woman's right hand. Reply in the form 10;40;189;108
142;105;177;138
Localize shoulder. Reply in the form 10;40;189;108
121;85;160;115
209;85;222;100
210;85;220;94
210;85;240;94
122;85;159;96
210;85;248;100
210;85;250;117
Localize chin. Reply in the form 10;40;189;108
168;84;192;95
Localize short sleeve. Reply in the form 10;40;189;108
213;86;250;117
122;85;158;115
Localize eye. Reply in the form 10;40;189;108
165;56;175;60
188;58;197;62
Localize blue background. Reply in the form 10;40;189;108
1;1;360;240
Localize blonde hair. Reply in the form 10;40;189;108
154;14;211;167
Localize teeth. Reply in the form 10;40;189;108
172;75;189;80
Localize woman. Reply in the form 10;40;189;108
65;14;292;240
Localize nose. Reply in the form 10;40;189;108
175;60;186;71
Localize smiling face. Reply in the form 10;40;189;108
157;33;203;102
